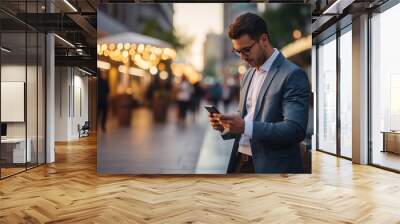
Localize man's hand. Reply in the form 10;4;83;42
208;113;224;132
219;114;245;134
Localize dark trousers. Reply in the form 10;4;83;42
177;101;190;119
234;153;255;173
99;106;108;132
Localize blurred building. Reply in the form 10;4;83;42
97;4;176;106
203;33;223;79
222;3;258;76
98;4;173;34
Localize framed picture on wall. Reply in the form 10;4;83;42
1;81;25;122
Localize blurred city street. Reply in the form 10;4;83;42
98;104;235;174
96;3;311;174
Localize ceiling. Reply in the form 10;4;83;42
1;0;392;73
311;0;390;43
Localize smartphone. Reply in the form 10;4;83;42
204;105;220;115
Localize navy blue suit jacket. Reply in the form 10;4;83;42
223;52;310;173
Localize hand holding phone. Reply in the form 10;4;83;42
205;105;224;132
204;105;220;115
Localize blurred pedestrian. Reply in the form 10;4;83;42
222;81;232;112
190;81;204;121
98;70;110;133
176;76;193;126
210;82;223;110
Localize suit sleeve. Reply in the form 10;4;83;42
252;69;310;145
221;132;238;140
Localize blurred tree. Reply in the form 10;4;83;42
262;4;311;49
142;18;190;50
203;59;217;78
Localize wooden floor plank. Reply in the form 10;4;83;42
0;135;399;223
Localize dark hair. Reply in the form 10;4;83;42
228;12;269;41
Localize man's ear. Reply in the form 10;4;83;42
259;34;268;48
261;33;268;42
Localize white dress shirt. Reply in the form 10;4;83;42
238;49;279;156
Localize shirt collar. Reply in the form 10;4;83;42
257;48;279;73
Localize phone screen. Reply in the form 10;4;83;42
204;105;220;115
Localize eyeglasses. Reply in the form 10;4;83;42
232;42;257;56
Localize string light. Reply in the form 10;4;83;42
97;41;177;77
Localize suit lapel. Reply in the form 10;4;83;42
239;69;255;117
253;53;285;119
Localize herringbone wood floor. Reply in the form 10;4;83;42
1;135;400;224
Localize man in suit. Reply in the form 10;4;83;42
209;13;310;173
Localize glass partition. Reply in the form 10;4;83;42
1;29;28;178
38;32;45;165
317;35;337;154
27;31;38;169
370;3;400;171
0;1;46;179
339;28;352;158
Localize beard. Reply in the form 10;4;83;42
256;52;268;67
245;59;255;67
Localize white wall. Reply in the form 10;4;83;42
55;67;89;141
1;64;45;164
1;65;36;138
55;67;70;141
72;73;89;138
